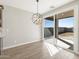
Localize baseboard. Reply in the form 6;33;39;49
3;39;41;50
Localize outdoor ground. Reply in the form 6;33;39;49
59;32;74;41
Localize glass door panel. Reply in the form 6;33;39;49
56;10;74;50
44;16;54;40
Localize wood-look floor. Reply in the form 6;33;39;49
2;40;79;59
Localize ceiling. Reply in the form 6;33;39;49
2;0;74;14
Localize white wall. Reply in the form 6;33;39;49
2;5;41;49
74;4;79;53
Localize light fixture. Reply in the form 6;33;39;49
32;0;42;25
0;5;4;9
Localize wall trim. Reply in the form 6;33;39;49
3;39;41;50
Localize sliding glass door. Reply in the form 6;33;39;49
44;17;54;40
55;10;74;51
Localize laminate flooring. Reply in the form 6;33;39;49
2;41;79;59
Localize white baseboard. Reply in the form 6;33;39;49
3;39;41;50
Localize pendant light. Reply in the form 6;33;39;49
32;0;42;25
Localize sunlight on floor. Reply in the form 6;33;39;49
57;40;70;49
59;36;74;44
44;42;62;56
45;38;70;49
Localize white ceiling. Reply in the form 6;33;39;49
2;0;74;14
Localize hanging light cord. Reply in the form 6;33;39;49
32;0;42;25
36;0;39;15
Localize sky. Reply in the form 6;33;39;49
44;17;74;28
44;19;54;27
